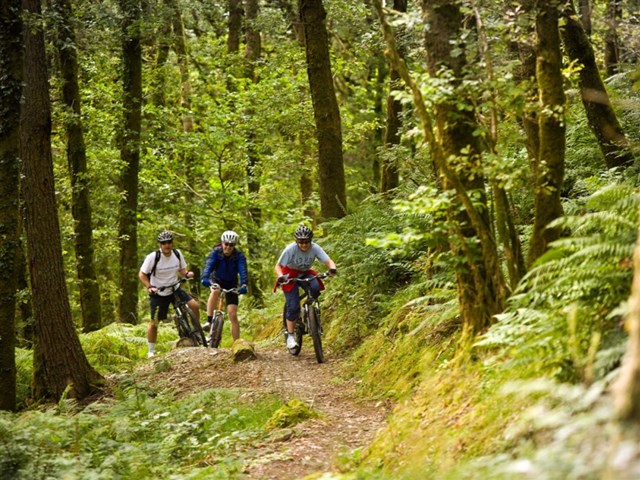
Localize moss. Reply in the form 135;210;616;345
264;399;322;430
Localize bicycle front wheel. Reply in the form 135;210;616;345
184;305;207;347
307;304;324;363
210;312;224;348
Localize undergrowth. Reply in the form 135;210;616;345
0;384;282;479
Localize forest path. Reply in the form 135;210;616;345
137;344;389;479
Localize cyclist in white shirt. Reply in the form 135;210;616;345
138;230;198;357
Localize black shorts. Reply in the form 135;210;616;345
149;288;192;321
214;281;239;306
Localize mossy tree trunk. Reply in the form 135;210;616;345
528;0;566;265
0;0;22;412
117;0;142;324
299;0;347;220
560;0;633;169
21;0;103;402
374;0;507;339
380;0;406;195
421;0;506;338
51;0;102;333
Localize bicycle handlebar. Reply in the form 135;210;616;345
153;276;191;293
280;272;330;284
272;271;332;293
210;283;244;294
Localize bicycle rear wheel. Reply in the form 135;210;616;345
307;304;324;363
210;312;224;348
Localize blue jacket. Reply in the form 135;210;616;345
201;244;248;288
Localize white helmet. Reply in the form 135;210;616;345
221;230;239;244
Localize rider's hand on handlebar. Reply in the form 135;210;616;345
329;268;337;276
186;271;194;279
147;285;158;295
238;284;247;295
277;274;289;285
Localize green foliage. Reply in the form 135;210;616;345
477;184;637;382
0;386;281;479
80;322;177;373
444;379;622;480
15;349;33;411
319;197;440;349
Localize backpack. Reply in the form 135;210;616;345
147;248;181;279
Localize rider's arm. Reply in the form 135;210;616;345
275;262;284;277
178;267;193;278
138;270;152;288
201;249;217;287
238;252;249;286
324;258;337;272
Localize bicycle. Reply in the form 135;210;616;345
156;278;207;347
207;284;241;348
275;272;330;364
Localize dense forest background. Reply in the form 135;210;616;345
2;0;640;478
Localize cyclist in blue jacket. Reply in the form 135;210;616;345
201;230;249;341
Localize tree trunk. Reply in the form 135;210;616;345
299;0;347;220
422;0;505;339
474;5;526;288
613;224;640;421
228;0;242;54
374;0;507;339
380;0;406;195
604;0;620;77
51;0;102;333
245;0;264;305
166;0;197;261
528;0;566;265
0;0;23;412
578;0;591;35
117;0;142;324
21;0;102;402
560;0;632;169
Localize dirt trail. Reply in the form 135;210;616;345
137;345;389;479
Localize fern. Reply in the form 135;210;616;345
477;184;637;382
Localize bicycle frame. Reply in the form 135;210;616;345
157;278;207;347
277;272;329;363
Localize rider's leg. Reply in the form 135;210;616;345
187;298;200;321
147;297;168;357
283;289;301;334
308;277;321;298
227;304;239;340
147;318;158;353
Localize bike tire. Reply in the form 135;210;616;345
185;305;207;347
210;312;224;348
175;313;190;339
307;304;324;363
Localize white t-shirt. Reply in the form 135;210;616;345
140;249;187;296
277;242;329;271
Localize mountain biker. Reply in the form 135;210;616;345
275;225;337;350
138;230;199;358
201;230;249;342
